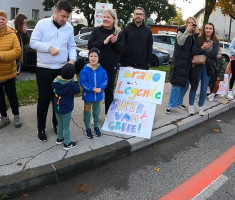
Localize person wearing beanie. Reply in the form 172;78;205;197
79;47;108;139
51;63;80;150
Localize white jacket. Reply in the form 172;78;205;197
30;16;77;69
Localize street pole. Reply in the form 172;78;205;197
228;17;232;42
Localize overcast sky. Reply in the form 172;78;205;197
170;0;205;19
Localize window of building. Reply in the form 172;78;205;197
32;9;39;21
11;7;19;20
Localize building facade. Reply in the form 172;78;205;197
0;0;54;21
194;8;235;41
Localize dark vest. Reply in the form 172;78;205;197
169;27;197;87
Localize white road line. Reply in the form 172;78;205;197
192;175;228;200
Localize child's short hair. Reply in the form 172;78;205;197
88;47;100;59
61;63;75;79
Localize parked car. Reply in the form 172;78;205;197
152;33;176;61
220;41;232;62
18;29;88;75
74;31;170;67
74;32;91;45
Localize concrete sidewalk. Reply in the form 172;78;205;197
0;82;235;196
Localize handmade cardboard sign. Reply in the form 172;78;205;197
94;3;113;27
114;67;166;104
102;99;156;139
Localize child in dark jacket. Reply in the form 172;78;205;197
208;48;226;101
79;48;108;139
52;63;80;150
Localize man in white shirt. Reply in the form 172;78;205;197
30;0;77;142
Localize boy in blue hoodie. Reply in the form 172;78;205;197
52;63;80;150
79;48;108;139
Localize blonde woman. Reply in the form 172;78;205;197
165;16;199;114
88;9;124;114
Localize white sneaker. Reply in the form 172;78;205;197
227;91;234;100
208;93;215;101
188;105;194;115
198;106;204;116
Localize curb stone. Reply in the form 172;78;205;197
0;141;131;196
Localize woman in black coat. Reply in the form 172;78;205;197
88;9;124;114
188;22;219;116
165;17;198;114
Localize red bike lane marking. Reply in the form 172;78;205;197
159;145;235;200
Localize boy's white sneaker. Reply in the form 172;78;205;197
198;106;204;116
208;93;215;101
188;105;194;115
227;91;234;100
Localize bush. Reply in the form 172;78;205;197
27;20;37;29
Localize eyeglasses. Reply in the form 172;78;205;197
134;13;144;16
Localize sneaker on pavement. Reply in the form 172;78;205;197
14;115;22;128
38;129;47;142
177;104;186;110
94;127;102;137
85;128;93;139
227;91;234;100
198;106;204;116
63;142;77;150
0;117;10;129
165;107;171;114
208;93;215;102
56;138;64;145
188;105;194;115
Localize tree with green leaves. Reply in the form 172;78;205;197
42;0;177;27
167;8;185;25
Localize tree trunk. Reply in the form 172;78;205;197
203;0;216;24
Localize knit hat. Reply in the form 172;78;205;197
61;63;75;79
88;47;100;59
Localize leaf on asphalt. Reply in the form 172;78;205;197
21;193;29;198
213;129;221;133
77;184;90;194
201;122;205;126
126;153;131;157
187;129;192;132
216;120;222;123
17;163;22;166
154;167;160;172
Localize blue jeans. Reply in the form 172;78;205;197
189;65;211;107
55;112;72;145
168;78;189;108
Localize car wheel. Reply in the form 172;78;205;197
151;55;159;67
17;62;21;75
221;54;229;62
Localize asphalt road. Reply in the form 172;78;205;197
11;108;235;200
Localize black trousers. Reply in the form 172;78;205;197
103;66;117;114
229;60;235;89
0;78;19;117
36;67;61;130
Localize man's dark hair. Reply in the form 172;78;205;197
56;0;72;13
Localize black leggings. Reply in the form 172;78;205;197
229;60;235;89
103;67;117;114
36;67;61;130
0;78;19;117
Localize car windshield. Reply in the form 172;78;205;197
223;44;229;49
170;37;176;45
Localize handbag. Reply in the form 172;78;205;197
192;55;206;65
